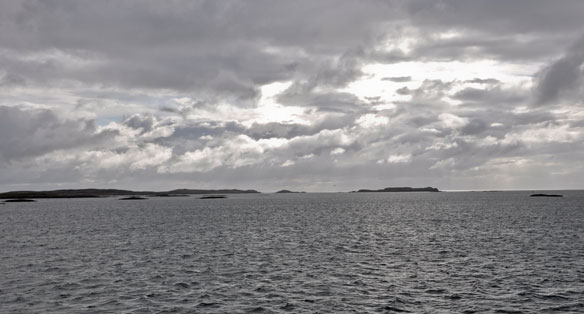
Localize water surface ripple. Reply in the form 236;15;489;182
1;191;583;313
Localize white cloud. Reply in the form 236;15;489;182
439;113;469;129
356;113;390;128
387;154;412;164
330;147;346;155
281;160;295;167
502;123;582;145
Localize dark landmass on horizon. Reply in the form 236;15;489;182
0;188;260;199
353;187;440;193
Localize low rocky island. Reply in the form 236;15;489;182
530;193;563;197
4;199;37;202
275;190;306;193
119;196;148;200
355;186;440;193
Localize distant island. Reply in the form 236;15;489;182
0;188;260;199
354;187;440;193
275;190;306;193
530;193;563;197
199;195;227;199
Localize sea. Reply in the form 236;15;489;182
1;191;583;313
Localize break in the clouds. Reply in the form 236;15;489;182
1;0;583;192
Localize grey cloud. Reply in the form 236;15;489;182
124;114;157;132
410;35;570;62
406;0;584;36
122;113;178;138
460;119;488;136
0;106;117;162
278;84;368;113
453;86;525;104
389;1;584;64
533;36;584;105
382;76;411;82
396;87;411;95
0;0;396;100
245;113;357;141
0;73;27;87
410;79;454;102
246;122;311;140
465;78;500;84
512;111;558;126
312;49;367;88
171;122;244;139
1;0;582;99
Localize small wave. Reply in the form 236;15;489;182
280;303;295;311
495;309;524;314
173;282;189;289
197;301;219;308
533;293;570;301
543;302;584;312
380;305;411;312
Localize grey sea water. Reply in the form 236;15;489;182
1;191;583;313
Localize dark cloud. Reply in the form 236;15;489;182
246;122;315;140
0;106;117;162
409;34;571;62
395;87;412;95
0;73;27;87
0;0;397;100
533;35;584;105
277;84;367;113
453;86;525;104
460;119;488;136
405;0;584;36
410;80;454;102
382;76;411;82
123;114;157;132
465;78;500;84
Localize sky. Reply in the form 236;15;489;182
1;0;584;192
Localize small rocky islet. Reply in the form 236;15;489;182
4;199;37;202
530;193;563;197
118;196;148;200
199;195;227;199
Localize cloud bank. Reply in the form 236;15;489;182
1;0;583;191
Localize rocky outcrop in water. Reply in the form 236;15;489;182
119;196;148;200
199;195;227;199
530;193;563;197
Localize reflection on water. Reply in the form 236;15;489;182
1;192;583;313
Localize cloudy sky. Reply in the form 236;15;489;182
1;0;583;192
